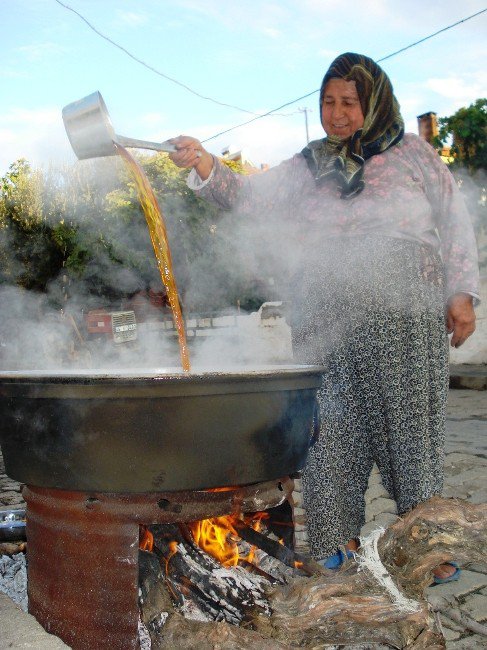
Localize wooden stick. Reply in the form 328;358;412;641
232;520;329;576
431;600;487;637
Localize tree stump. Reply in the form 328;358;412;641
139;496;487;649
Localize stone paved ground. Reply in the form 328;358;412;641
361;388;487;649
0;387;486;648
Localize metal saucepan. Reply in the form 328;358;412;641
0;366;323;493
0;508;26;542
62;91;177;160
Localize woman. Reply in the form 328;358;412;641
169;53;478;583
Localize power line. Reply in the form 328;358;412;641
203;7;487;143
201;91;318;144
54;1;486;142
53;0;294;117
377;8;487;62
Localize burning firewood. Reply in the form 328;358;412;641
139;496;487;649
230;518;328;577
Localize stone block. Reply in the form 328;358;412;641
439;612;463;633
468;489;487;504
446;634;487;649
365;497;397;521
293;514;307;526
0;483;22;492
364;482;390;502
372;512;399;529
0;492;25;507
462;593;487;622
294;541;310;555
292;477;303;491
0;593;69;648
360;521;382;538
426;569;487;599
439;623;461;642
442;486;471;500
367;471;383;487
447;468;487;488
294;529;308;540
445;453;487;469
291;493;304;508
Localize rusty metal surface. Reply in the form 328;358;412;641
24;482;285;649
0;367;322;492
23;480;287;525
25;486;140;650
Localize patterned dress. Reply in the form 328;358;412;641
190;133;479;559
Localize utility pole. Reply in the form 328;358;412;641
299;107;311;143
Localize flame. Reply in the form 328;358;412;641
139;526;154;552
188;512;269;567
165;540;179;574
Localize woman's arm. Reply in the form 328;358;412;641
412;136;479;347
170;135;304;219
169;135;213;180
446;293;476;348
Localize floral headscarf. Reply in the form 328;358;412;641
302;52;404;198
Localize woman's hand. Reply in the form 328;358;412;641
169;136;214;180
446;293;476;348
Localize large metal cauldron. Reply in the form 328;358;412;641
0;366;322;492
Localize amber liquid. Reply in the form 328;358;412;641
115;144;190;371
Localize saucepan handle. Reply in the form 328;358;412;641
115;134;177;153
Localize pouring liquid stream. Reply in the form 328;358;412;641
114;143;190;371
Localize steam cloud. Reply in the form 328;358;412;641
0;151;483;374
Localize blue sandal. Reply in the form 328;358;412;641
319;548;355;570
431;562;461;586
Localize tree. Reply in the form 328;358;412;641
0;159;64;291
435;99;487;268
0;153;271;313
436;98;486;173
105;152;271;312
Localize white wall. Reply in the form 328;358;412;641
250;280;487;367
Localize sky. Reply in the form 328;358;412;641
1;0;486;175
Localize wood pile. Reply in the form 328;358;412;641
138;496;487;649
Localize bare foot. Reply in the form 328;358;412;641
433;563;457;580
345;538;360;552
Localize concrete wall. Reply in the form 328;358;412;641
250;279;487;367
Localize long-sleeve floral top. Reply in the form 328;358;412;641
189;133;479;300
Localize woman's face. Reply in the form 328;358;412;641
321;78;365;139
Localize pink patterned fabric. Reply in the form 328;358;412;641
195;133;479;300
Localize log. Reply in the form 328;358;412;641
147;523;271;625
158;613;290;650
0;541;26;556
232;520;328;577
139;497;487;649
258;571;442;648
377;496;487;597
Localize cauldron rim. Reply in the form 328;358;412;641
0;364;323;491
0;364;324;384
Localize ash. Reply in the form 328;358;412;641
0;552;28;611
138;618;152;650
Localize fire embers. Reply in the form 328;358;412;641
137;508;299;637
139;526;154;552
187;512;270;567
